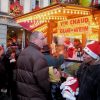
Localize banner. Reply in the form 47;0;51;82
57;16;92;34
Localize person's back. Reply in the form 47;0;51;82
13;31;50;100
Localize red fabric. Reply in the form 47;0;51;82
67;47;74;58
87;41;100;56
69;78;79;92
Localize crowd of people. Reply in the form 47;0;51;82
0;31;100;100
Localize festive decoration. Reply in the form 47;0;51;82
10;0;23;16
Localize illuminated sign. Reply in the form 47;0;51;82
57;16;92;34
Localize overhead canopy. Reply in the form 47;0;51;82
15;3;92;32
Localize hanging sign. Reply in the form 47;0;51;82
57;16;92;34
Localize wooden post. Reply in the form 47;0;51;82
82;33;87;48
47;21;53;45
47;20;57;45
98;26;100;42
98;18;100;42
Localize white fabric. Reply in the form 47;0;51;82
10;59;16;63
60;77;77;90
60;77;79;100
62;85;75;96
61;90;76;100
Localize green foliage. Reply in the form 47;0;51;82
79;0;92;7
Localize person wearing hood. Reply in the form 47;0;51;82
77;41;100;100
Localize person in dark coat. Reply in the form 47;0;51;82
42;44;64;100
0;45;9;100
5;42;21;97
77;41;100;100
13;31;50;100
6;49;20;98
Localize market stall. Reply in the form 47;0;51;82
14;3;99;46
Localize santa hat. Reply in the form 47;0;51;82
64;41;74;48
84;41;100;59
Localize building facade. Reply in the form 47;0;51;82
0;0;51;49
0;0;51;14
0;0;80;14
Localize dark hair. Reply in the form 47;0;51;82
42;45;50;53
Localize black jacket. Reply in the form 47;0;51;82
0;54;9;89
77;61;100;100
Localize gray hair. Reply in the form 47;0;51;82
29;31;41;42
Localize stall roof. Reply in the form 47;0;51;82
14;3;92;32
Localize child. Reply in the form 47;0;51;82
49;66;63;100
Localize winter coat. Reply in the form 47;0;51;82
13;43;50;100
0;54;9;89
43;52;58;67
77;61;100;100
43;52;64;68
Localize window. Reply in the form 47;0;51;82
31;0;35;10
36;0;39;6
9;0;14;4
9;0;21;4
20;0;24;6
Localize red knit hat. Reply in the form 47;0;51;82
84;41;100;59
